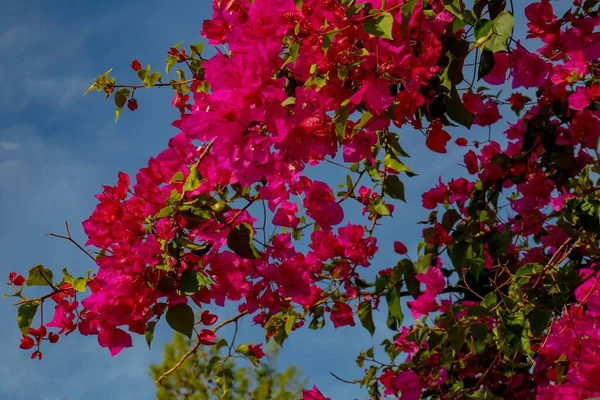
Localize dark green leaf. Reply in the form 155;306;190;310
450;241;470;272
157;276;176;293
166;303;195;339
530;310;552;337
145;321;156;349
383;175;406;201
227;223;261;259
358;301;375;336
446;85;474;128
449;325;466;352
478;50;496;81
441;209;461;230
442;0;465;19
179;269;211;295
386;288;404;325
488;226;511;259
468;305;493;317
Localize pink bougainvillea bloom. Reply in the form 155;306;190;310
482;52;510;85
407;292;439;319
416;266;445;295
200;310;218;326
98;325;133;356
512;49;549;89
462;92;501;126
248;343;265;359
302;385;331;400
198;329;217;345
330;301;355;328
426;121;451;153
422;180;448;209
455;137;468;147
272;201;300;228
464;150;479;175
394;241;408;255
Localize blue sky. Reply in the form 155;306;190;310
0;0;570;399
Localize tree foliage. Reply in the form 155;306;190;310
150;334;306;400
7;0;600;398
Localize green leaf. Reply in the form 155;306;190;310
26;265;54;287
386;288;404;325
447;85;474;128
474;18;493;47
441;209;461;230
450;241;469;272
488;226;511;259
62;268;74;284
468;305;493;317
227;223;261;259
115;88;131;122
166;303;195;339
144;71;161;88
190;41;204;56
358;301;375;336
322;32;336;54
145;321;156;349
285;314;297;335
285;42;300;65
17;302;39;335
415;253;433;274
449;325;466;352
369;198;392;216
478;49;496;81
384;153;412;174
183;163;202;192
114;88;130;109
363;12;394;40
170;170;185;183
530;310;552;337
401;0;418;36
166;56;178;74
383;175;406;201
486;11;514;52
481;292;497;308
442;0;465;19
157;276;175;293
137;68;149;81
179;269;211;295
72;277;87;292
334;102;350;140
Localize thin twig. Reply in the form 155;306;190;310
155;310;249;384
47;221;96;262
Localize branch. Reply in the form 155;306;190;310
12;288;70;306
47;221;96;262
154;310;249;384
